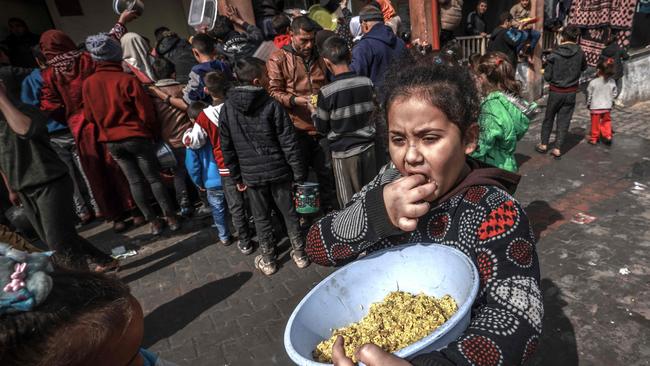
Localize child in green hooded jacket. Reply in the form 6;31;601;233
471;52;533;172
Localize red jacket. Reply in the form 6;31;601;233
195;107;230;177
82;62;157;143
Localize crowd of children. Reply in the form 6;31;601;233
0;0;634;364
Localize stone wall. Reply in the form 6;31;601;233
619;49;650;105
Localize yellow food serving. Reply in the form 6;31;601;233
313;291;458;363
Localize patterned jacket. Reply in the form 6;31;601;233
306;165;542;365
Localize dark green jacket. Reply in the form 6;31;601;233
471;92;530;172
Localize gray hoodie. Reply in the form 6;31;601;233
544;43;587;88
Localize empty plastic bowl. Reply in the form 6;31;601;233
284;243;479;365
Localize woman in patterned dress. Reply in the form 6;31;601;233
305;60;543;366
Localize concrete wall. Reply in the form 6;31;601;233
619;50;650;105
0;0;54;40
43;0;192;44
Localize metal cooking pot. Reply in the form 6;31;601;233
155;141;178;171
113;0;144;16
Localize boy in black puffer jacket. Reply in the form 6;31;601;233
219;57;308;276
537;25;587;159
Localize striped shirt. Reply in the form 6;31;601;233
314;71;376;154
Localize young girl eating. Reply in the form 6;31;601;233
306;61;542;365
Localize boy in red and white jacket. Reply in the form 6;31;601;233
194;71;253;254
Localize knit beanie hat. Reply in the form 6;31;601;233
85;33;123;62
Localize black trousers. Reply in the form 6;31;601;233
171;147;190;209
19;175;113;267
296;132;337;211
247;180;303;262
540;91;577;151
222;175;252;244
106;138;175;221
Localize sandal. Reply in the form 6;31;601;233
535;144;548;154
550;149;562;160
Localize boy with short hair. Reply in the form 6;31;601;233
487;12;523;70
538;25;587;159
183;33;231;104
194;71;253;251
150;57;194;217
219;57;308;276
314;36;377;208
184;100;231;245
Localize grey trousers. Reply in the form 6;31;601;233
247;180;303;262
332;145;377;208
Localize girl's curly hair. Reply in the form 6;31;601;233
379;54;481;137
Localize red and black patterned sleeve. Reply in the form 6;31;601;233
412;189;542;366
109;22;128;41
305;166;403;266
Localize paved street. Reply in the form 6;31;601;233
82;101;650;366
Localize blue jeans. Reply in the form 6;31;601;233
516;29;541;55
207;188;230;241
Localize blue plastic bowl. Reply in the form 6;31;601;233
284;244;480;365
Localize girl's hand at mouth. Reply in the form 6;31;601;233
383;174;437;232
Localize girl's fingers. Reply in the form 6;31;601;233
407;181;438;202
394;174;428;191
397;216;419;232
404;201;431;219
332;336;356;366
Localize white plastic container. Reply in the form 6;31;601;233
284;244;480;366
188;0;218;31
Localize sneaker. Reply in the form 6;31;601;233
238;240;254;255
219;237;233;246
254;255;277;276
291;249;310;269
602;138;612;146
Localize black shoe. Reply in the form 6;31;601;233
219;237;233;246
193;205;213;218
237;240;254;255
602;138;612;146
